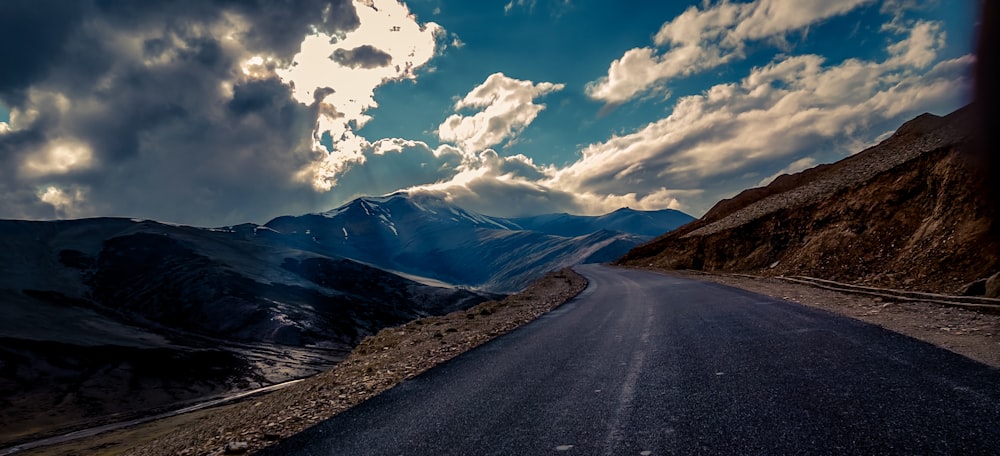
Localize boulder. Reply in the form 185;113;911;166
224;441;249;454
986;272;1000;299
961;278;988;296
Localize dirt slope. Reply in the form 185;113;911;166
618;106;999;294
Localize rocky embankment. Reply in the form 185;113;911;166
23;269;586;456
619;106;999;295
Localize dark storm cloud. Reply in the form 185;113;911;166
0;2;88;101
331;45;393;68
0;0;362;225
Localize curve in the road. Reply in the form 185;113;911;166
260;264;1000;455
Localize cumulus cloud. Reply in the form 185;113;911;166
887;20;945;68
276;0;442;192
37;185;89;218
19;138;94;178
438;73;564;154
561;38;971;215
394;6;968;219
395;73;700;217
0;0;445;225
586;0;875;105
0;0;973;225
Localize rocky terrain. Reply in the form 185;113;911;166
619;106;999;295
0;217;494;448
9;269;587;456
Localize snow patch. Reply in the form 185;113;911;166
253;226;278;235
377;214;398;236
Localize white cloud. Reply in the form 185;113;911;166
562;43;972;215
503;0;573;17
311;11;969;219
587;0;874;104
276;0;443;191
437;73;564;154
0;122;8;134
504;0;535;14
37;185;89;218
20;139;95;178
887;20;945;68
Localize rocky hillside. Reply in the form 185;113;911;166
618;106;1000;295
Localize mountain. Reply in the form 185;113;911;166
510;207;693;237
618;106;999;295
0;197;692;443
264;192;693;291
0;217;487;444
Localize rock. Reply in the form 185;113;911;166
224;441;249;454
961;278;988;296
986;272;1000;299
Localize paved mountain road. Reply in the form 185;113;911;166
260;264;1000;455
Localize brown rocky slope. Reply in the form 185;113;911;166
618;106;1000;295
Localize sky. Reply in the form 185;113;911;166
0;0;980;226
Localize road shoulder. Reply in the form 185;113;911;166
654;268;1000;369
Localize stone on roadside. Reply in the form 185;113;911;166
961;278;987;296
986;272;1000;299
224;441;249;454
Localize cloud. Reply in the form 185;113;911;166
887;20;945;68
586;0;875;105
503;0;573;17
437;73;564;154
37;185;89;218
331;44;394;68
0;0;973;226
0;0;444;225
19;138;94;178
504;0;536;14
562;32;972;215
277;0;443;191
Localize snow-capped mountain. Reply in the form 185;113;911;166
264;192;693;291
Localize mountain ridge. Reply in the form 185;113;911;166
263;192;693;292
618;106;999;295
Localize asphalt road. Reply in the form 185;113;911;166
261;264;1000;455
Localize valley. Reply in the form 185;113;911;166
0;198;690;448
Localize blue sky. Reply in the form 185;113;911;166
0;0;979;225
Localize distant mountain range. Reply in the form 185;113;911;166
0;194;692;443
264;192;692;292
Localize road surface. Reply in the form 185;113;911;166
261;264;1000;455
